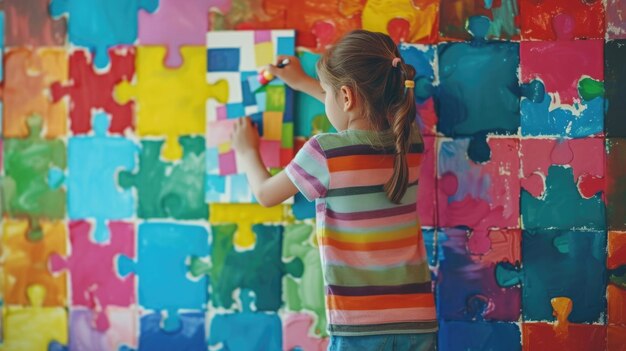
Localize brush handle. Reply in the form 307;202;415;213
276;58;291;68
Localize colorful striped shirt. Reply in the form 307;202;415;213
284;128;438;336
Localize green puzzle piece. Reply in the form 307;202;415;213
3;115;66;241
118;136;208;220
283;223;327;337
190;223;304;312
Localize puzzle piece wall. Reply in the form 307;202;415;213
1;1;624;350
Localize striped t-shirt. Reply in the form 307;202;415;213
284;128;438;336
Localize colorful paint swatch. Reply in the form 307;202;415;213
206;30;295;203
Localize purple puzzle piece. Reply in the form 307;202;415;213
138;0;231;67
49;221;135;331
437;227;522;322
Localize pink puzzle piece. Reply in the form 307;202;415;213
70;307;138;351
437;137;520;232
417;135;436;227
520;138;605;199
520;14;604;105
138;0;231;67
49;220;135;331
283;313;329;351
607;0;626;39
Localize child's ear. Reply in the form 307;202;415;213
340;85;355;112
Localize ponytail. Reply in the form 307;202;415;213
384;63;416;204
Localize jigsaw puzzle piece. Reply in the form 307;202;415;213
435;16;522;139
118;137;207;220
65;307;138;351
520;138;605;230
360;0;438;43
139;0;230;67
0;285;68;351
605;39;626;138
0;0;66;46
51;48;135;135
68;113;137;242
3;115;66;239
192;223;302;311
519;0;605;40
2;219;67;306
208;289;282;351
283;313;329;351
521;297;608;350
49;0;157;69
209;203;285;249
437;228;522;322
116;222;210;332
115;46;227;160
1;48;67;138
608;231;626;324
438;320;521;351
496;230;607;323
439;0;520;40
283;224;326;336
136;311;205;351
48;220;135;331
437;137;520;231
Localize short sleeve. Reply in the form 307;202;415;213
284;136;329;201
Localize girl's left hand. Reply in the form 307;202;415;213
231;117;260;155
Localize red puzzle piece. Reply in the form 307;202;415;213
51;48;135;135
49;220;135;331
519;0;605;40
0;0;66;46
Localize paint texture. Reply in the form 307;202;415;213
605;40;626;137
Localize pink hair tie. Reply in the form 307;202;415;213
392;57;401;67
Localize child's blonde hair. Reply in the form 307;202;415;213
316;29;418;204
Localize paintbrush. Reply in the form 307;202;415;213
257;58;291;85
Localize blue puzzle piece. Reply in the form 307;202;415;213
435;16;521;137
521;165;606;230
117;222;210;332
49;0;158;69
208;290;282;351
294;51;327;138
68;112;138;243
292;192;315;220
399;43;436;103
438;320;521;351
521;81;604;137
495;229;607;323
138;312;206;351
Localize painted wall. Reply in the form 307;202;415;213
0;0;625;350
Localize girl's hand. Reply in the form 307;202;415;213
267;55;325;103
231;117;260;156
266;55;312;92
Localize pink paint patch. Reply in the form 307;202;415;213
260;139;280;168
283;313;328;351
521;173;546;198
577;174;605;199
216;105;227;120
254;30;272;43
70;307;138;351
219;150;237;175
312;20;335;50
206;120;236;147
551;141;574;165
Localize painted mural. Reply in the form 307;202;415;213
0;0;625;350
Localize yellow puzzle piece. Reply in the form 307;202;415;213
2;219;67;306
210;204;288;249
1;285;68;351
114;46;228;160
361;0;439;43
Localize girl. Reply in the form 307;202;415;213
231;29;437;351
